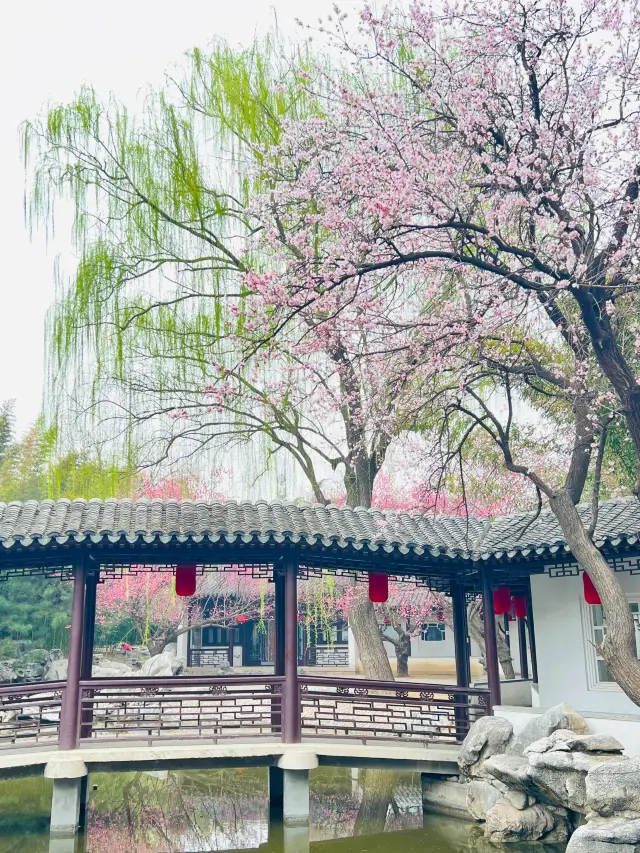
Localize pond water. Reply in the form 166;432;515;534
0;768;566;853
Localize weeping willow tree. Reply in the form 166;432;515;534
22;36;403;681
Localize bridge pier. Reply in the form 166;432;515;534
45;760;88;836
49;835;80;853
284;824;310;853
272;752;318;826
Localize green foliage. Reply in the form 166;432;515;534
0;404;136;655
0;400;14;465
22;36;321;457
0;576;73;655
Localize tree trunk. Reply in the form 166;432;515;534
147;637;168;657
565;399;596;505
344;471;396;681
396;651;409;678
349;588;395;681
467;603;516;680
549;489;640;707
389;629;411;677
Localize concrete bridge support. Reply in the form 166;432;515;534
271;751;318;827
45;760;88;836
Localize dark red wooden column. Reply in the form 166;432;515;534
60;560;86;750
451;580;471;688
274;570;286;676
451;580;471;739
81;571;98;680
481;567;501;709
79;569;98;740
282;557;301;743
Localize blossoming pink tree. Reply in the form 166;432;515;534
248;0;640;704
97;571;267;657
24;7;629;691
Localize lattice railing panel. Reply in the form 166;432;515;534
299;676;489;745
0;564;75;582
79;676;283;743
0;683;64;748
100;563;273;581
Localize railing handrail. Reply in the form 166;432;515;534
79;674;285;689
0;681;67;697
298;674;490;695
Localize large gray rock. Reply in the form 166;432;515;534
483;754;531;791
526;750;627;813
138;650;183;677
504;789;535;810
508;703;590;756
94;660;133;676
44;658;68;681
467;780;504;821
525;730;625;755
586;758;640;819
458;716;514;779
484;799;571;842
93;664;134;677
566;819;640;853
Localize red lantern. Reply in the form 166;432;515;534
175;564;197;597
369;573;389;603
493;586;511;615
236;615;249;624
583;572;601;606
512;596;527;619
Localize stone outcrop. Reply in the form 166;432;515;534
41;645;185;681
485;799;572;843
0;649;49;683
459;716;514;779
44;656;135;680
507;702;590;756
138;648;184;677
526;749;627;813
566;819;640;853
467;780;505;821
586;758;640;820
458;704;637;847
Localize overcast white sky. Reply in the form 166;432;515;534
0;0;361;435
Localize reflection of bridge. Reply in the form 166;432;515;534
0;497;543;842
0;739;461;852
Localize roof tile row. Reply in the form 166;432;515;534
0;497;639;561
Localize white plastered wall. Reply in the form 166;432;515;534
530;569;640;715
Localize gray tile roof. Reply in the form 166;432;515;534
479;498;640;558
0;496;639;563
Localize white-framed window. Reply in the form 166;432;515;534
421;622;446;642
582;598;640;689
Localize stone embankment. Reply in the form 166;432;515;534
424;702;640;851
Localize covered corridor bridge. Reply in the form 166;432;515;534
0;497;551;753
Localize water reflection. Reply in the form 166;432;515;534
0;768;566;853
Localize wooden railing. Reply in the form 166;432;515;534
298;675;491;745
78;675;285;744
0;681;66;749
0;675;489;749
